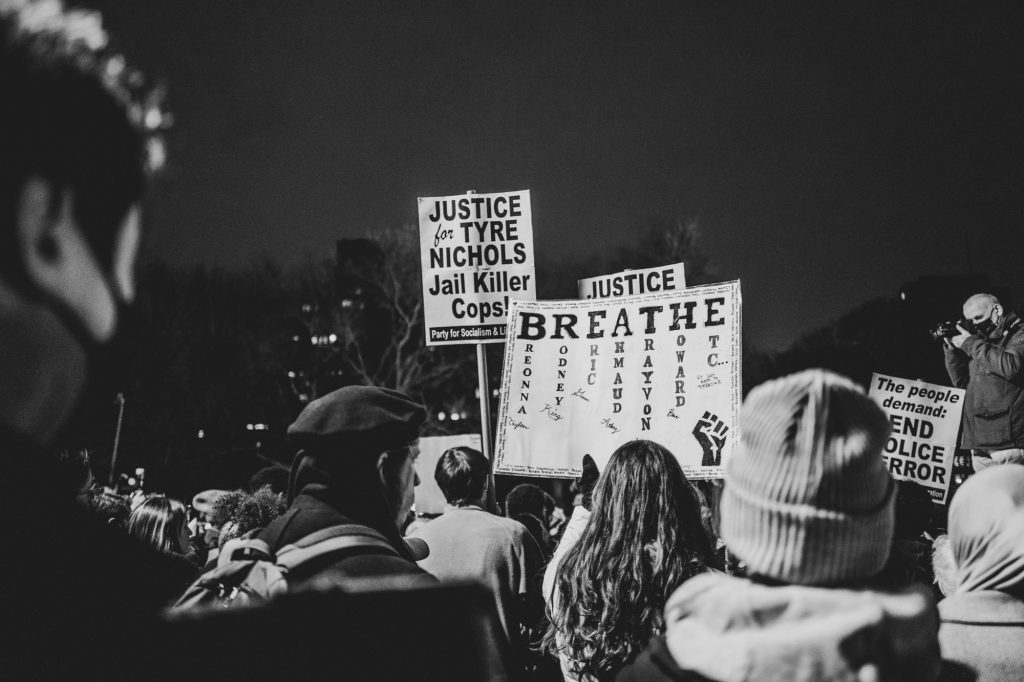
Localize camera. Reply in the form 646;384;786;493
930;319;973;341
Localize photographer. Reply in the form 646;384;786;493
944;293;1024;472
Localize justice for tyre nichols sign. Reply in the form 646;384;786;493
418;190;537;346
494;281;742;479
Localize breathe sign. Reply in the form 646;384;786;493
418;190;537;346
494;281;742;479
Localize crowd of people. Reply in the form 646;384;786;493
38;369;1024;681
3;0;1024;679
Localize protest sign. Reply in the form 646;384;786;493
494;281;742;479
418;190;536;346
577;262;686;300
868;373;964;504
414;434;484;515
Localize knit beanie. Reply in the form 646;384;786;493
721;369;895;586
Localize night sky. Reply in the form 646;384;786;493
90;1;1024;350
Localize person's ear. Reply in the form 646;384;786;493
376;451;391;489
111;206;141;303
16;176;116;341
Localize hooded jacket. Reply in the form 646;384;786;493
938;466;1024;681
615;573;941;682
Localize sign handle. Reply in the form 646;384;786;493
108;392;126;487
476;343;493;460
476;343;498;513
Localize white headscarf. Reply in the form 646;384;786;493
949;465;1024;595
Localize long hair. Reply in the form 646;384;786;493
127;494;188;555
543;440;718;679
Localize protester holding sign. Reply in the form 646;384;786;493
943;293;1024;472
542;440;718;681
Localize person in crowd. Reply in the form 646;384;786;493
877;480;937;591
127;494;202;591
192;488;227;522
505;482;556;558
944;293;1024;471
255;385;435;587
206;484;284;566
543;440;719;681
411;447;545;665
0;2;197;676
192;487;227;550
615;369;941;682
83;488;131;529
211;485;284;544
938;465;1024;681
128;494;191;555
57;447;94;498
246;462;290;495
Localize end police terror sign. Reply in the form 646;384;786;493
418;191;537;346
868;372;965;505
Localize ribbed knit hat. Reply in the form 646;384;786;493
721;369;895;586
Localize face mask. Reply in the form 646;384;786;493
974;310;999;338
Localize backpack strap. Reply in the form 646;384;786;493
219;537;274;566
274;524;400;572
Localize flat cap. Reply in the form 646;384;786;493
287;385;426;455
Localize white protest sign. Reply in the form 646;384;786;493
868;373;964;505
577;262;686;300
494;281;742;479
414;433;483;515
418;190;536;346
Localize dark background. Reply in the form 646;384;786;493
88;0;1024;351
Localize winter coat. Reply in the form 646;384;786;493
939;591;1024;681
615;573;941;682
256;486;435;589
945;312;1024;450
938;465;1024;680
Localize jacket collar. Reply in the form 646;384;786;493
663;573;941;682
940;590;1024;625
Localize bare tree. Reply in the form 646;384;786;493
604;216;711;285
299;224;474;403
